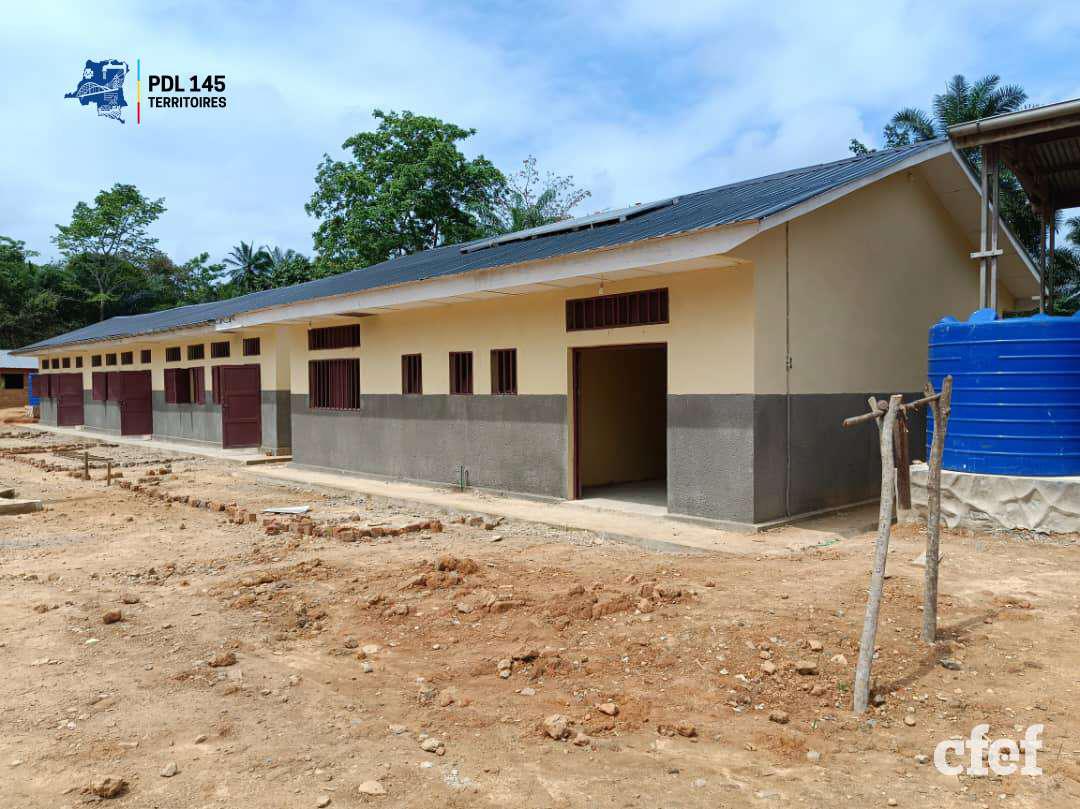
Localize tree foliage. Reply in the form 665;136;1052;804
847;73;1071;304
52;183;168;321
306;110;506;272
486;156;591;233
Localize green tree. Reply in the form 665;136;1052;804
52;183;167;321
885;75;1026;147
306;110;506;271
264;247;317;288
849;74;1048;274
223;241;271;293
0;237;64;347
487;156;591;233
144;252;226;308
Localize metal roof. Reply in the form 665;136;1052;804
0;350;38;369
949;98;1080;211
19;138;945;352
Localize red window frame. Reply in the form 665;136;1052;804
490;348;517;395
242;337;261;356
308;358;361;410
449;351;473;395
401;354;422;394
211;341;230;359
565;287;669;331
308;324;361;350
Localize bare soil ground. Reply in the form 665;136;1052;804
2;431;1079;808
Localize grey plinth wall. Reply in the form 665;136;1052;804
261;390;292;454
152;393;223;446
291;394;568;498
667;392;925;526
84;392;120;434
39;397;57;426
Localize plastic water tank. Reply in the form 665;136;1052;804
928;309;1080;476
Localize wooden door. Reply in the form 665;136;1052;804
55;373;85;426
119;370;153;436
221;364;261;448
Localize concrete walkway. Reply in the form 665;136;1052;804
22;422;877;555
17;423;284;464
248;465;878;556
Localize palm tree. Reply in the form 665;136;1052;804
1066;216;1080;249
887;74;1027;146
223;241;271;292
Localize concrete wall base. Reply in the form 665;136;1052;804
911;462;1080;533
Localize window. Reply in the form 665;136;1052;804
308;358;361;410
565;287;669;331
165;346;181;363
308;324;360;350
449;352;473;395
105;353;117;366
120;351;133;365
61;357;71;368
242;337;261;356
75;356;83;368
211;341;230;359
187;343;205;361
401;354;422;394
140;349;151;364
40;359;47;370
164;367;204;404
490;349;517;395
50;358;59;369
91;372;107;401
91;355;102;367
2;373;24;389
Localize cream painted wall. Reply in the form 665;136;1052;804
289;265;755;396
735;168;1021;395
35;327;291;394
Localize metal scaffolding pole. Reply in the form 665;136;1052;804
979;148;989;309
1039;212;1047;313
989;146;1000;313
1049;207;1057;314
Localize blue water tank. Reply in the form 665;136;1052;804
928;309;1080;476
27;372;40;407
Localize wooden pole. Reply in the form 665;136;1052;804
853;394;901;714
922;375;953;643
895;410;911;514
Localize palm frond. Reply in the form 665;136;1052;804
890;107;938;141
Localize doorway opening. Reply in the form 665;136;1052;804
572;344;667;512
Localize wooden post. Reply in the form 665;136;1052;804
84;451;89;481
894;410;912;518
107;460;112;486
922;375;953;643
853;394;901;714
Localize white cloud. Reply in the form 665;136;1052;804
0;0;1071;264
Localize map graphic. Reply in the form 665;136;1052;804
64;59;129;123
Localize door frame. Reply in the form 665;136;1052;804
55;372;85;427
570;342;667;500
219;363;262;449
118;370;153;436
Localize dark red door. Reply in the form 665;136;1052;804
119;370;153;435
221;364;261;448
56;373;85;426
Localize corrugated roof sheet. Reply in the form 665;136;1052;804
20;139;944;352
0;350;39;369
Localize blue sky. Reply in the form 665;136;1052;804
2;0;1077;265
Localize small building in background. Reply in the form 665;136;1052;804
0;350;37;409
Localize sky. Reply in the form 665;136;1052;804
2;0;1078;265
